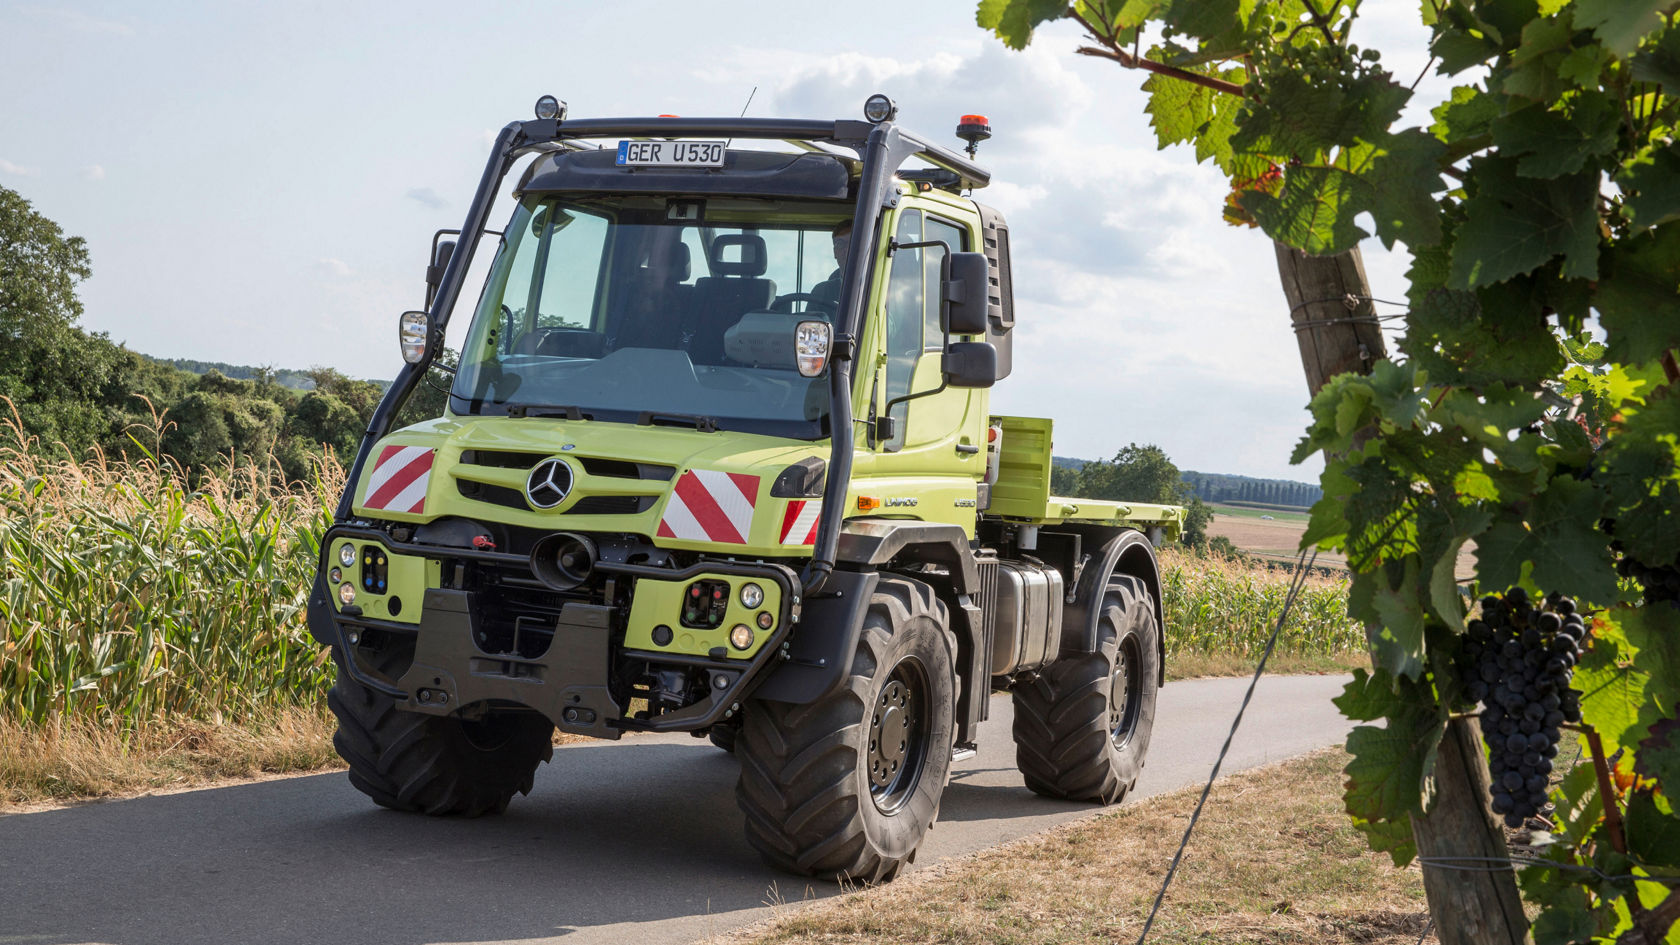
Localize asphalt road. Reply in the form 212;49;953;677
0;674;1353;945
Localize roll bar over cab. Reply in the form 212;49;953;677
307;99;1185;880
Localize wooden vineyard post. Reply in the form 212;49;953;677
1273;242;1533;945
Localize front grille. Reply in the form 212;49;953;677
460;449;548;469
455;479;656;515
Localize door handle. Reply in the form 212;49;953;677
955;443;979;454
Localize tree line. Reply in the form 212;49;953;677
0;186;441;483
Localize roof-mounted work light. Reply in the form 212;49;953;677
534;95;566;121
863;93;897;123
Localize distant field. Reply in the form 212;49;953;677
1209;502;1310;523
1209;511;1477;579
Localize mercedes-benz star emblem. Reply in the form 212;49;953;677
524;458;574;510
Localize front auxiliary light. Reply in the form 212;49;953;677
729;624;754;650
338;543;357;568
338;582;356;606
739;583;765;609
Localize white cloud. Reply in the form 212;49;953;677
0;159;38;176
317;258;353;278
406;187;446;209
84;164;106;181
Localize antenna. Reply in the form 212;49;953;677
725;86;758;150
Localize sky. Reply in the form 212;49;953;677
0;1;1453;481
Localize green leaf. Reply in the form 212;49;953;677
1240;164;1368;254
976;0;1069;50
1473;476;1619;605
1558;44;1613;87
1630;24;1680;92
1448;159;1600;288
1430;85;1501;147
1368;557;1427;680
1594;226;1680;365
1575;624;1653;755
1344;712;1445;866
1573;0;1671;57
1349;130;1449;249
1429;537;1469;630
1530;886;1598;945
1617;143;1680;232
1624;790;1680;869
1232;69;1410;160
1334;667;1407;721
1489;96;1618;178
1551;753;1604;847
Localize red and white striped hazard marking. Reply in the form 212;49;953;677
657;469;760;544
361;445;435;515
779;500;821;546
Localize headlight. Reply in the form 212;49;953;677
729;624;754;650
338;582;356;606
338;543;357;568
739;583;764;609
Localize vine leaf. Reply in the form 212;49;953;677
1622;790;1680;869
1344;707;1445;866
975;0;1068;49
1617;143;1680;232
1334;667;1406;721
1574;623;1653;757
1240;164;1368;255
1489;96;1618;178
1448;160;1601;288
1367;558;1427;681
1344;130;1449;249
1473;476;1619;605
1572;0;1671;57
1594;226;1680;365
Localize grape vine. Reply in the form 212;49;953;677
979;1;1680;941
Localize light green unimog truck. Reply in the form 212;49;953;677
307;94;1184;882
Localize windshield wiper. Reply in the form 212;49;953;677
506;404;591;420
637;411;719;433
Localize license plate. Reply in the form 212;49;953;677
616;140;726;168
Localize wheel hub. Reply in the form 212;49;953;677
1109;640;1142;750
869;680;914;789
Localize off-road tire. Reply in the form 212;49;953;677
328;646;555;816
735;576;957;882
1012;575;1159;803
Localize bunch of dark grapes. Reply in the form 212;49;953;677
1459;588;1590;828
1616;555;1680;606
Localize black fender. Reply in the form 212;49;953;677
1055;527;1167;686
753;519;989;744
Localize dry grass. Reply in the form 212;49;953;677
1168;650;1370;681
0;707;341;811
713;748;1433;945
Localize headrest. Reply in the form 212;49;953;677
656;241;691;282
709;234;768;277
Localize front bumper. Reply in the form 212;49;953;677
307;524;799;738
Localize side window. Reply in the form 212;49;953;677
883;210;924;450
922;216;966;346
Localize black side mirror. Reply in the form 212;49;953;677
425;239;456;307
944;341;997;389
943;252;991;335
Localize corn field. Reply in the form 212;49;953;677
1;409;1362;734
1157;548;1365;659
0;410;340;729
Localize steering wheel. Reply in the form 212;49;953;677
771;292;838;315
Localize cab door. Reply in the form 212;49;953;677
853;204;989;529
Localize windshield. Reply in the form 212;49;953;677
449;194;852;438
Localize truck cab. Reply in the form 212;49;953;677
309;97;1183;881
